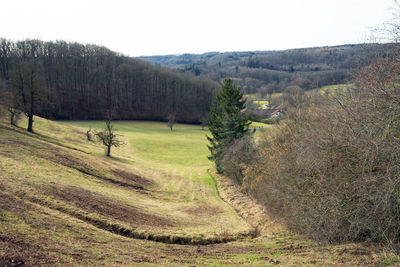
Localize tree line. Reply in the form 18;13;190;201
141;43;395;95
0;39;218;123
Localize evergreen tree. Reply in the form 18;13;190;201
207;78;251;172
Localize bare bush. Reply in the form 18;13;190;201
167;114;176;131
8;107;22;126
220;135;255;185
243;57;400;244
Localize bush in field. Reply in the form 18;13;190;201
243;57;400;244
220;135;255;185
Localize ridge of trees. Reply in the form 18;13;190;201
141;43;397;95
0;39;218;123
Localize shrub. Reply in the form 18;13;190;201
220;135;255;185
243;58;400;244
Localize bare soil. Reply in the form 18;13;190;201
112;168;155;188
0;194;57;266
182;204;221;216
46;185;176;227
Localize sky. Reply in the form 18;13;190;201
0;0;397;56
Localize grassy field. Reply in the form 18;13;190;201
0;113;398;266
249;121;272;129
252;100;269;106
308;83;353;97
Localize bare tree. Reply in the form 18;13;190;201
86;128;94;141
94;112;124;157
7;107;21;126
167;113;175;131
0;81;21;126
10;60;42;132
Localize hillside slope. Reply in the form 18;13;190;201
0;39;217;123
0;114;397;266
141;43;396;94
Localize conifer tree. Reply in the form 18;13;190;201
207;78;251;172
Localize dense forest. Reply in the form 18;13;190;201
141;43;395;94
0;39;218;122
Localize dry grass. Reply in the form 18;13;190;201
0;112;398;265
0;119;253;245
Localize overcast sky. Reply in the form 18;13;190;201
0;0;397;56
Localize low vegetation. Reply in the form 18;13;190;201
219;56;400;247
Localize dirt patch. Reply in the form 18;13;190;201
260;256;281;265
339;247;371;256
0;194;56;266
31;144;147;191
0;137;40;150
47;185;175;228
182;204;221;216
112;169;155;188
159;242;267;259
0;124;88;154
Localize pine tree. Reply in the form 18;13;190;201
207;78;251;172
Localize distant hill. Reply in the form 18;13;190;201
0;39;218;123
141;43;396;94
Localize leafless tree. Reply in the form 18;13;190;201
94;112;124;157
86;128;94;141
11;60;42;132
7;107;21;126
167;114;175;131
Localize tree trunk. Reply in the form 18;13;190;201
107;144;111;157
10;111;15;126
27;114;33;132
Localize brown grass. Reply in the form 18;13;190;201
1;113;399;265
46;185;175;227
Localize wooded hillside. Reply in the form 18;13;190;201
0;39;218;122
141;43;395;94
